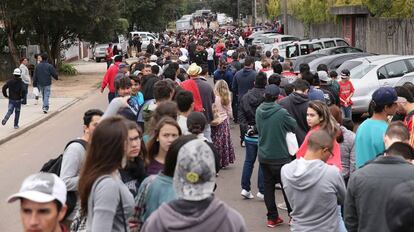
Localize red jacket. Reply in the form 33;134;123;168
181;79;203;112
101;62;120;93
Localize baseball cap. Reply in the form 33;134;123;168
13;68;21;76
264;84;280;97
372;87;405;105
150;55;158;61
173;139;216;201
386;181;414;231
317;71;331;82
340;69;350;79
8;173;67;205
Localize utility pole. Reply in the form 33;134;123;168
253;0;257;26
237;0;240;25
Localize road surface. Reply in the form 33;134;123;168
0;90;290;231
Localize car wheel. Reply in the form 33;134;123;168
95;57;100;62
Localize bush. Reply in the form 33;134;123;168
59;63;78;76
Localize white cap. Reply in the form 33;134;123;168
317;71;330;82
179;55;188;62
150;55;158;61
8;173;67;205
13;68;21;76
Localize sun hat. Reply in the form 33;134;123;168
8;173;66;205
186;63;202;76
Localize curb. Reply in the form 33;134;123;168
0;98;81;146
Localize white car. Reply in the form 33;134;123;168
130;31;158;50
262;41;294;58
343;55;414;114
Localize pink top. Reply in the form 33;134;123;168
213;95;233;122
296;127;342;171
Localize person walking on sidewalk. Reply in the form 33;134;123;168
2;68;25;129
101;55;123;103
256;84;297;227
19;57;31;105
32;53;58;114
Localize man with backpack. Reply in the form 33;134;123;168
55;109;103;221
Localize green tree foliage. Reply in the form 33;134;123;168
267;0;281;19
288;0;334;24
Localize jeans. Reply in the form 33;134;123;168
38;85;51;111
108;92;116;103
22;83;28;105
232;93;238;122
106;60;112;69
241;140;264;193
341;106;352;120
203;124;212;142
207;60;215;76
3;100;21;127
260;163;292;220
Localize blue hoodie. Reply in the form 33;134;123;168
232;67;256;100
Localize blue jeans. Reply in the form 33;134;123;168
3;100;21;127
341;106;352;120
241;140;264;193
207;60;215;75
38;85;51;111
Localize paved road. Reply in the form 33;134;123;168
0;90;290;231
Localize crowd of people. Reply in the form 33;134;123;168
6;25;414;232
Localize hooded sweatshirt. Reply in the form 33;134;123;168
279;92;310;145
141;196;246;232
255;102;297;164
281;158;346;232
232;68;256;100
239;87;265;140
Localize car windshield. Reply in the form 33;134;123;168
350;64;377;79
338;61;362;73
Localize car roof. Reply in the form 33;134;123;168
288;38;346;45
341;55;398;64
308;53;373;70
365;55;414;65
313;46;361;53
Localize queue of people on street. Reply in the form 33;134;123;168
7;25;414;232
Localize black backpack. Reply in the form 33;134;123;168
40;139;87;218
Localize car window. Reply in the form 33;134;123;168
324;41;336;48
301;44;311;55
347;47;362;53
336;40;349;46
287;45;299;58
330;57;350;70
281;37;299;42
351;64;377;79
377;66;388;80
407;59;414;69
337;61;363;74
383;61;409;78
312;43;323;51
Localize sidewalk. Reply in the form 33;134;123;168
0;98;77;144
0;60;105;145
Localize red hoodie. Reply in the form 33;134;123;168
101;62;121;93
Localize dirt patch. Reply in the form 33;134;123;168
51;73;102;98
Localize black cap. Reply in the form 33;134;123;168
264;84;280;97
340;69;350;78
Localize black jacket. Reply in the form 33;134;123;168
320;84;339;106
279;92;309;145
2;76;24;100
238;87;265;137
194;50;208;66
146;43;155;54
33;61;58;87
345;155;414;232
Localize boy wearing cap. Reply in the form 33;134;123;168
2;68;25;129
8;173;68;232
339;69;355;120
355;87;402;168
141;140;247;232
256;84;297;227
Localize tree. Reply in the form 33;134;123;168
267;0;281;20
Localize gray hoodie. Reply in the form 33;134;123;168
141;196;247;232
281;158;346;232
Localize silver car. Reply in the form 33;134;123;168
342;55;414;114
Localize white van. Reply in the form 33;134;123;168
285;38;349;58
129;31;158;50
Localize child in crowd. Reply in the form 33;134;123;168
338;69;354;120
211;80;235;168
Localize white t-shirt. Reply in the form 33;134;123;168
180;48;189;58
206;48;214;61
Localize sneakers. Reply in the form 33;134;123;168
277;202;288;211
267;217;284;228
14;125;19;129
256;192;264;200
241;189;254;199
43;110;48;114
275;183;282;189
1;118;6;125
240;141;245;147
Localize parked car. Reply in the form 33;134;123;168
308;53;374;73
291;53;328;72
311;46;363;55
93;42;126;62
285;38;349;58
348;55;414;114
262;41;294;58
336;54;397;75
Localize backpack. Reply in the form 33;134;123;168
40;139;87;219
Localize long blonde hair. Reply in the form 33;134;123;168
214;80;231;107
